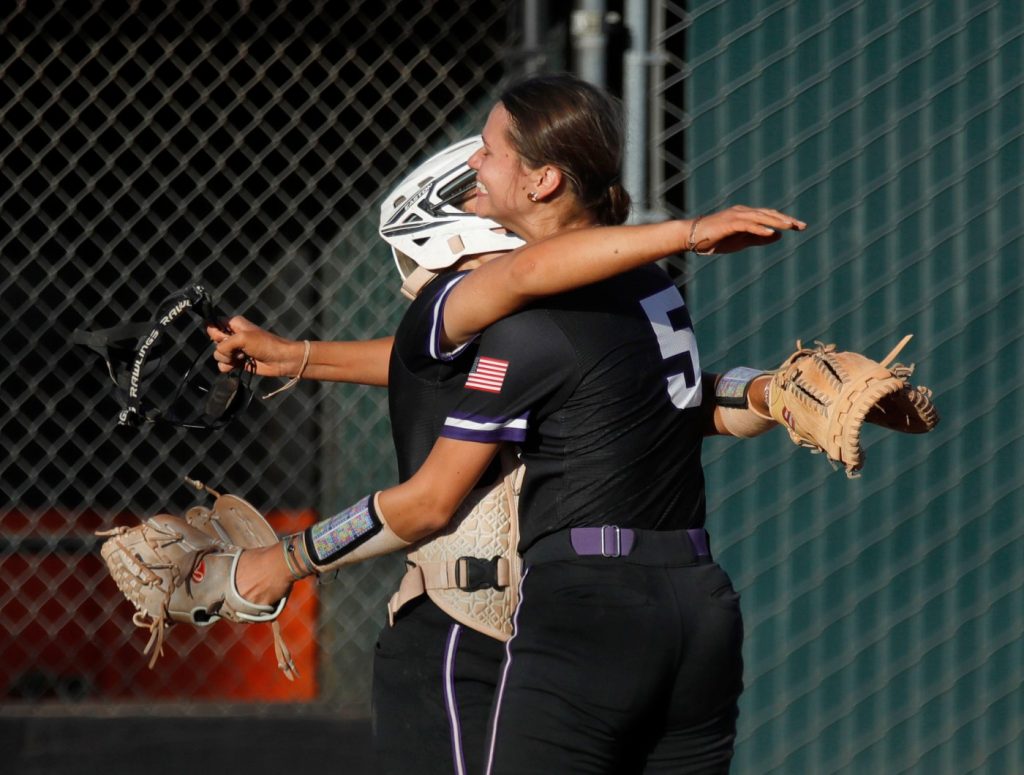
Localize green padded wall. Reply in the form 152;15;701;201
685;2;1022;772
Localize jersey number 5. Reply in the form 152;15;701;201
639;286;702;410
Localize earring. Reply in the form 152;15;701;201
528;191;539;202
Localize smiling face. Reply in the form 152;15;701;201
467;103;534;234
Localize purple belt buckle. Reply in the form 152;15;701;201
600;525;621;557
569;526;636;557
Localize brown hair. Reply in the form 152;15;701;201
499;73;631;226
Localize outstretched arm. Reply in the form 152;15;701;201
208;315;393;387
235;436;499;605
235;368;781;606
442;206;806;348
701;370;776;437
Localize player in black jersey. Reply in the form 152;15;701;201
213;145;800;773
218;83;805;773
438;265;734;773
417;73;741;774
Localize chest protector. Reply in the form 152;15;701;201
387;447;523;641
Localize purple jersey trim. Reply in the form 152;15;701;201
441;411;529;443
485;566;529;775
441;425;528;443
429;274;479;362
444;623;467;775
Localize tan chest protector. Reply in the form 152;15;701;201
387;447;523;641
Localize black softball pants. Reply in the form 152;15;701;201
484;557;744;774
372;596;506;775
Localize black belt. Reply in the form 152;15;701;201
523;526;712;567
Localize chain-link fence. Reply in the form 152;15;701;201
3;1;1022;773
0;0;534;712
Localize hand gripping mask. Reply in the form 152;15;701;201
379;136;525;298
73;284;255;429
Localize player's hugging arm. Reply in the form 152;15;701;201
440;206;806;350
209;315;393;387
234;436;500;607
302;337;393;386
702;369;777;438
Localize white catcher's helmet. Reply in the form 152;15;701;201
379;136;524;298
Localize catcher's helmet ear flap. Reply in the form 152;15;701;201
72;284;255;430
379;136;525;290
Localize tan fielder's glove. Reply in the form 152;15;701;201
97;482;297;680
756;334;939;477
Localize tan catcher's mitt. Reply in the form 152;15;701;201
97;478;297;680
756;334;939;477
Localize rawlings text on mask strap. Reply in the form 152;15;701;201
73;284;248;429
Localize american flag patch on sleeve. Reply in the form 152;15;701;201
465;356;509;393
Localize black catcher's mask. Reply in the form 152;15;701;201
73;284;255;430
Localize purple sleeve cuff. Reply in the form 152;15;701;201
428;274;479;362
440;411;529;443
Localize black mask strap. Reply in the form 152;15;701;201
73;284;250;429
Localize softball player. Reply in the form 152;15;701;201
375;74;755;773
417;74;745;774
219;91;804;771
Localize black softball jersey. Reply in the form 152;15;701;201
439;264;708;551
